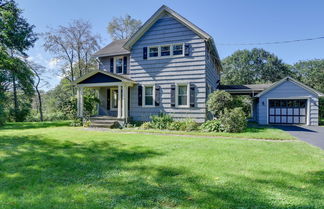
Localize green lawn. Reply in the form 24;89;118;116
0;122;323;208
119;123;295;140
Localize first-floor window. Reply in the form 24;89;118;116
177;84;188;106
144;86;154;106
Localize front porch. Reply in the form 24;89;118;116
74;70;135;122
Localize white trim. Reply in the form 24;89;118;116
266;97;311;125
110;88;118;110
175;82;190;108
147;43;185;60
77;82;123;88
114;56;124;74
142;84;155;107
73;70;134;84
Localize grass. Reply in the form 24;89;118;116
120;123;296;140
0;121;323;208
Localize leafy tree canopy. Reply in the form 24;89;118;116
293;59;324;93
107;15;142;40
221;48;292;85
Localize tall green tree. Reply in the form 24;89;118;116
107;15;142;40
221;48;293;85
43;20;100;82
293;59;324;119
0;0;37;122
293;59;324;93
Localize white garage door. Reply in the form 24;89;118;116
269;99;307;124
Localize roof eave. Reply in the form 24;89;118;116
92;52;131;58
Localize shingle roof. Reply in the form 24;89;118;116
93;39;130;57
219;84;273;91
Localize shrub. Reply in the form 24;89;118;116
167;119;198;132
140;122;153;130
150;113;173;129
199;119;222;132
182;118;198;131
167;121;183;131
219;107;247;133
207;90;233;117
70;118;82;127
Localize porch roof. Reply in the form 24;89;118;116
73;70;135;87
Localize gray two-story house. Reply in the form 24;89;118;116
74;5;323;127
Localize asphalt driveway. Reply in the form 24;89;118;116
276;125;324;149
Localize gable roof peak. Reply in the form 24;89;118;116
123;5;212;50
255;76;324;97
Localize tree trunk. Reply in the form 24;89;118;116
12;73;18;121
36;88;43;121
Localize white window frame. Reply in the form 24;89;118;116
147;43;185;60
114;56;124;74
110;88;118;110
142;84;155;107
148;46;160;59
175;83;190;108
160;45;171;57
172;43;185;57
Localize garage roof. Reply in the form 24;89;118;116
219;83;272;95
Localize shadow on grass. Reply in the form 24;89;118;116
0;134;322;208
0;121;71;130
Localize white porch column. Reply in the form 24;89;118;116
122;85;128;120
77;87;84;118
117;85;122;118
77;87;80;117
96;88;100;115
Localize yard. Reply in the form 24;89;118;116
0;122;323;208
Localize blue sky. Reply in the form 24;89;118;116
16;0;324;90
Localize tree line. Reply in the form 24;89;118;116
0;0;323;125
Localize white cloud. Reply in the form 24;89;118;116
47;58;60;70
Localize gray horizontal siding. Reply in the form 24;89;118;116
257;80;319;125
98;55;130;74
129;14;207;122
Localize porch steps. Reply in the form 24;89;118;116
89;116;123;128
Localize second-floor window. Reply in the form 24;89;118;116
161;45;170;56
149;47;159;58
173;44;183;55
148;43;184;59
115;57;123;74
